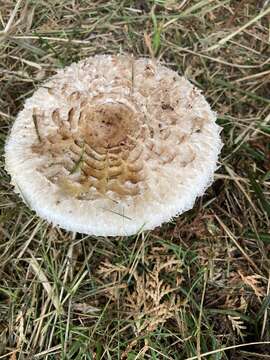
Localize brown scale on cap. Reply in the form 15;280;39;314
32;99;148;198
30;56;210;202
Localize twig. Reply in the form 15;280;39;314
186;341;270;360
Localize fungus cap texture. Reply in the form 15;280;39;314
5;55;222;236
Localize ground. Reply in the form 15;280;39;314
0;0;270;359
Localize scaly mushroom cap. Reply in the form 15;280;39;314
5;55;222;236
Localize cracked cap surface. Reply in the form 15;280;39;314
5;54;222;236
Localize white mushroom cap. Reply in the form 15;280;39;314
5;55;222;236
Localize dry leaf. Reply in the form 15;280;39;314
228;315;246;338
238;270;266;299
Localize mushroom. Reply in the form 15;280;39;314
5;55;222;236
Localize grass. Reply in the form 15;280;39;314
0;0;270;359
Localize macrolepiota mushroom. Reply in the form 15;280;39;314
5;55;222;236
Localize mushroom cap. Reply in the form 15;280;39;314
5;55;222;236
